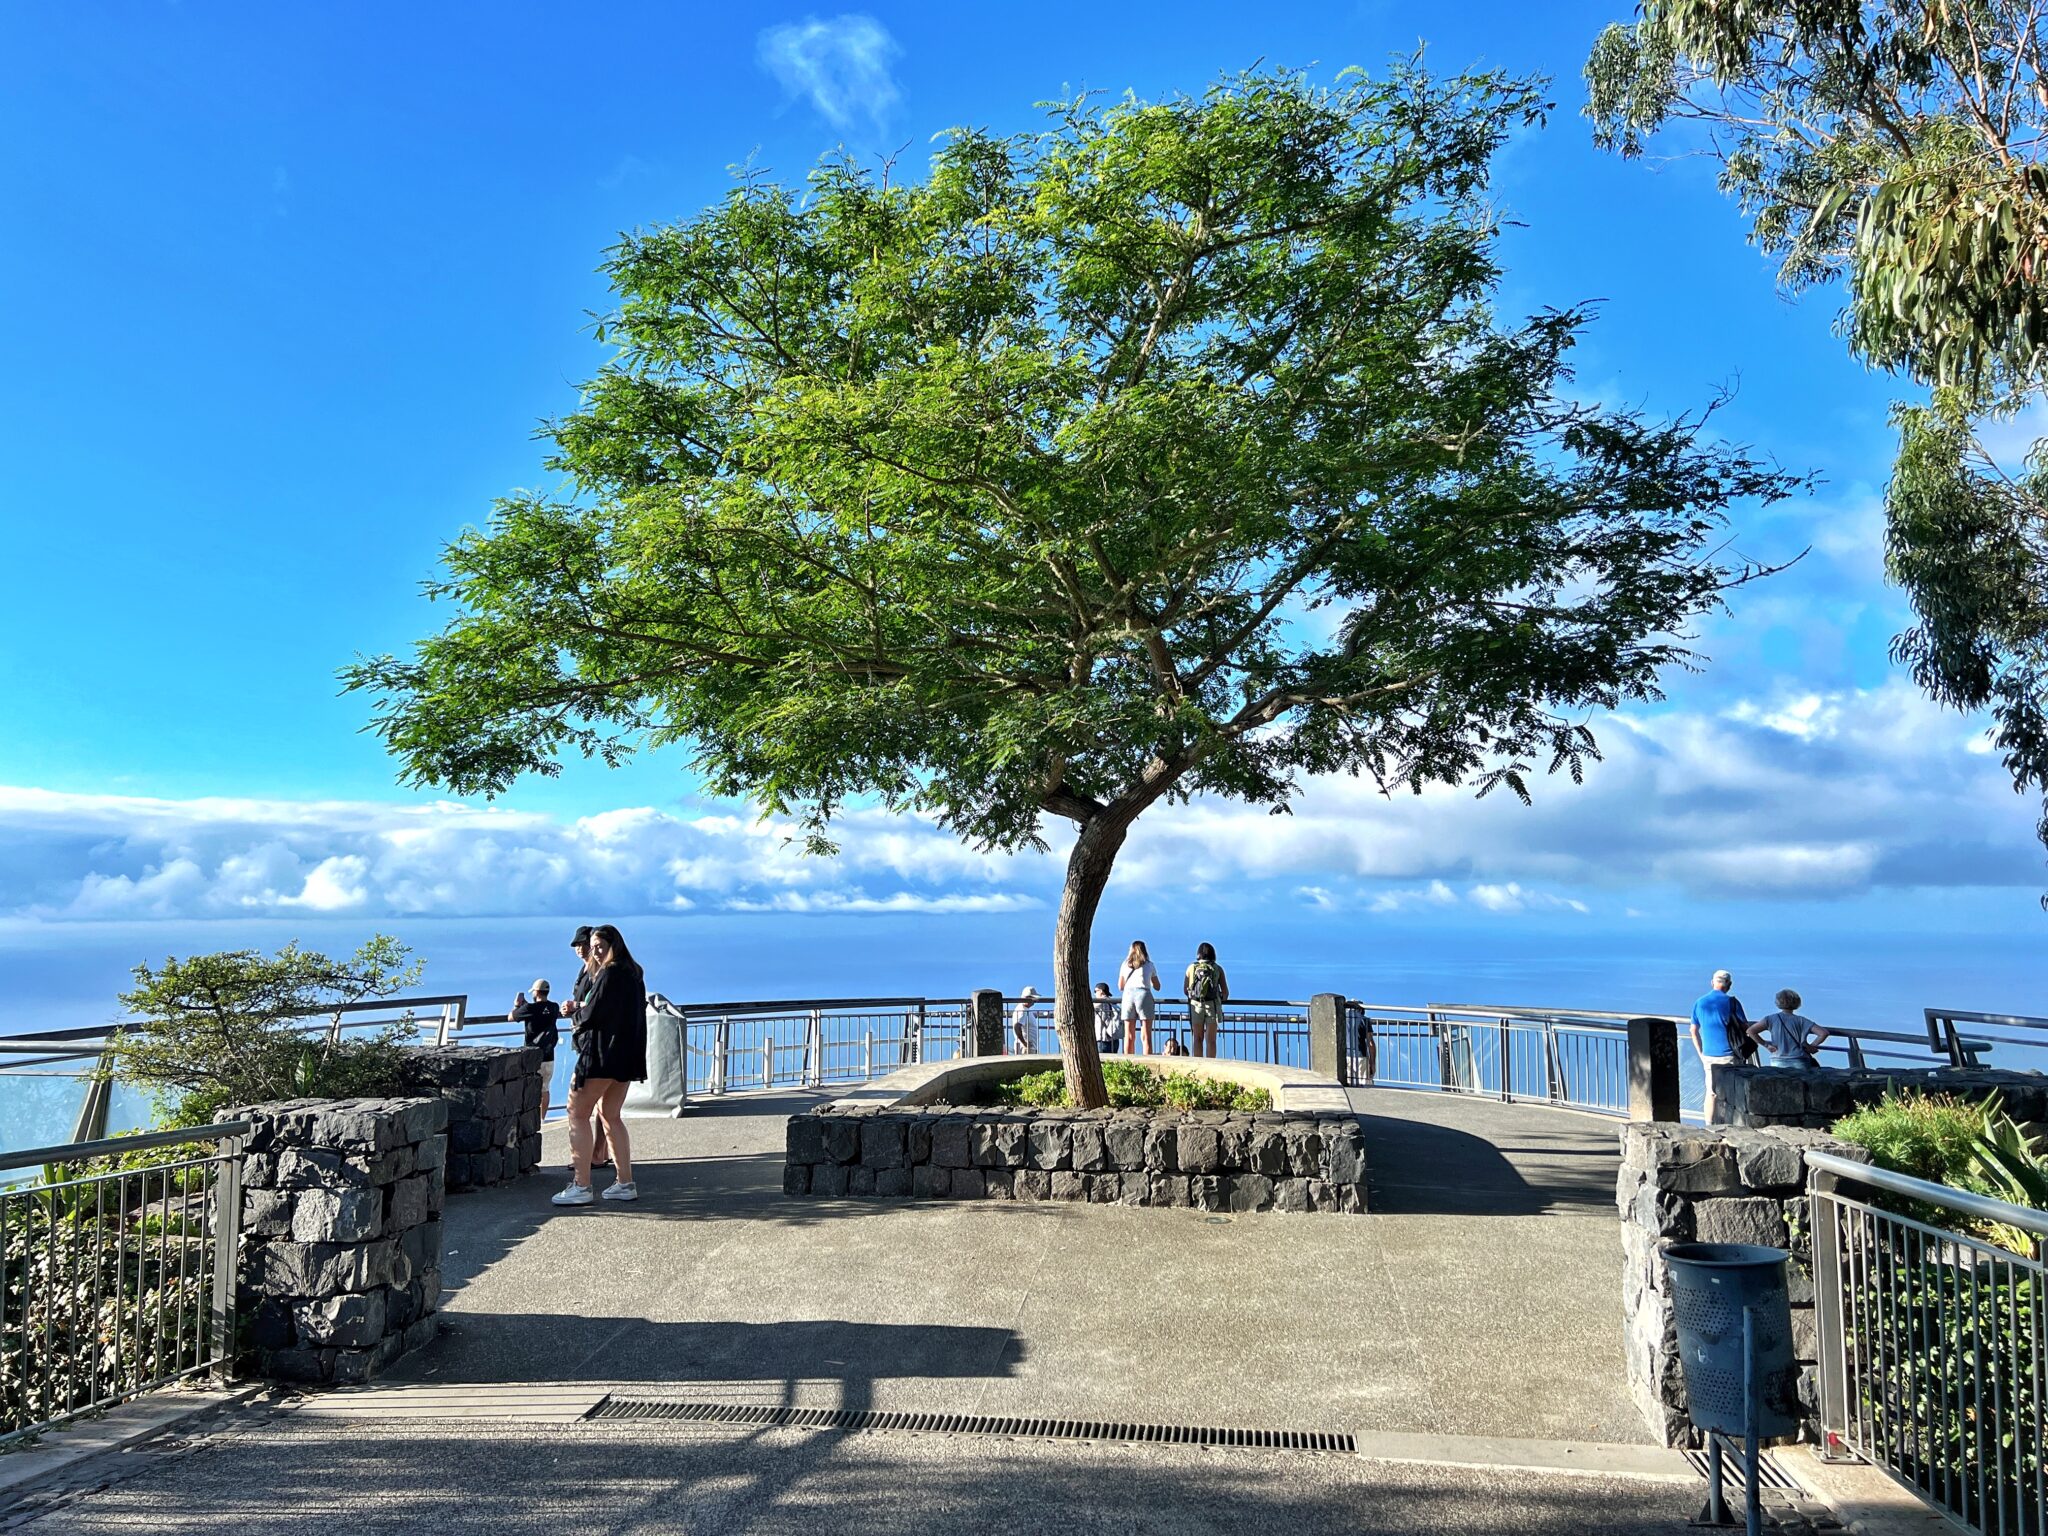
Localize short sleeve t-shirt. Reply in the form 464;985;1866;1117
1690;991;1749;1058
514;998;561;1056
1758;1010;1818;1061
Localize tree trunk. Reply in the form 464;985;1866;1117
1053;812;1130;1109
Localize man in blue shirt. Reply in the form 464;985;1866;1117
1690;969;1749;1123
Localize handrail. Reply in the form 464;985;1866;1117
0;1119;254;1175
1805;1147;2048;1240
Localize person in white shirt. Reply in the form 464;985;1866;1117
1118;941;1161;1054
1010;986;1041;1053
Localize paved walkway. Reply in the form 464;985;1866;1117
2;1088;1704;1536
385;1087;1641;1442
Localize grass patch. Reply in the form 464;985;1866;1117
991;1059;1272;1112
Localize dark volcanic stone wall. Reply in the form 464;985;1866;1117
784;1104;1367;1213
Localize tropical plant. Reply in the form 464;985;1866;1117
345;63;1798;1105
112;937;422;1125
990;1061;1271;1112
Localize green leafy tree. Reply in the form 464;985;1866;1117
345;65;1796;1106
113;937;422;1125
1586;1;2048;874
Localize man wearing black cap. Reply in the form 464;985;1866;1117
561;925;610;1167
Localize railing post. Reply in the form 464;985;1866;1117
1809;1167;1849;1444
806;1009;822;1087
209;1135;243;1382
967;990;1005;1057
1308;994;1350;1085
913;1002;926;1064
1497;1016;1512;1102
1432;1011;1454;1088
1545;1023;1569;1105
762;1034;774;1090
435;1005;452;1047
1626;1018;1681;1123
864;1031;873;1080
712;1018;730;1095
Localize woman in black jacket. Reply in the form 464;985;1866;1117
553;924;648;1206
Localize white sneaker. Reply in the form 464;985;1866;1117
600;1180;638;1202
551;1182;594;1206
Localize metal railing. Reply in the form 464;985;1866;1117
1345;1002;1973;1121
0;995;465;1156
0;1121;247;1445
999;995;1311;1066
1808;1149;2047;1536
1925;1008;2048;1070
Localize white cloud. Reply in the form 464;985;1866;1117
757;14;900;131
0;679;2038;925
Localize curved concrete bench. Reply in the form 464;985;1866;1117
817;1052;1351;1115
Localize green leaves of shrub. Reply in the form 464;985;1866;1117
991;1063;1271;1111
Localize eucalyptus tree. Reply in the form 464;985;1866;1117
346;65;1795;1105
1587;2;2048;865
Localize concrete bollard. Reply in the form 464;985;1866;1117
1627;1017;1681;1123
967;989;1006;1058
1308;993;1351;1086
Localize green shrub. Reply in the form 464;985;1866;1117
112;937;423;1126
990;1062;1271;1112
1832;1092;1995;1195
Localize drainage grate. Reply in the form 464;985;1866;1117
1681;1444;1801;1493
586;1398;1355;1453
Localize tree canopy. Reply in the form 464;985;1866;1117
347;64;1797;1102
1587;1;2048;869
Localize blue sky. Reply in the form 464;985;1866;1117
1;2;2042;1026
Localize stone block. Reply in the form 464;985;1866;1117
387;1175;434;1232
1218;1122;1251;1169
1014;1170;1050;1201
1071;1124;1113;1172
1148;1173;1188;1207
449;1118;492;1155
258;1347;331;1384
911;1164;949;1198
414;1135;448;1173
1224;1174;1274;1212
982;1168;1014;1200
1789;1305;1819;1363
276;1146;373;1190
244;1189;294;1237
782;1163;811;1198
365;1144;417;1185
295;1290;388;1349
1143;1122;1179;1173
1047;1171;1085;1201
1730;1131;1805;1191
809;1162;846;1198
873;1167;911;1198
787;1117;829;1165
906;1119;932;1166
247;1298;295;1351
1272;1177;1311;1213
1740;1070;1809;1122
402;1317;437;1352
1027;1122;1072;1171
861;1118;907;1169
950;1169;986;1200
1694;1196;1789;1249
848;1167;877;1196
290;1187;382;1245
1187;1175;1225;1212
1104;1121;1148;1169
1250;1130;1291;1177
972;1120;1024;1168
1177;1125;1223;1174
1084;1173;1118;1203
1322;1125;1365;1185
930;1119;974;1169
1282;1126;1323;1177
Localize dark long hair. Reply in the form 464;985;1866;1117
591;924;640;975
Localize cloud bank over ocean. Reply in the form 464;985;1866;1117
3;680;2035;926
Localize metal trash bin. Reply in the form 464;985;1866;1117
1662;1241;1798;1438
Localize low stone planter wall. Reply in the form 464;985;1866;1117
785;1104;1366;1212
1711;1063;2047;1130
237;1096;449;1386
1617;1122;1870;1447
400;1045;542;1191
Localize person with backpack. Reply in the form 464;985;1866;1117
1183;942;1229;1059
1092;982;1120;1056
1689;968;1751;1123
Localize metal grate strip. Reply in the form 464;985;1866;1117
585;1397;1356;1453
1680;1444;1801;1493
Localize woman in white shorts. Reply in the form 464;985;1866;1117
1118;940;1161;1055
